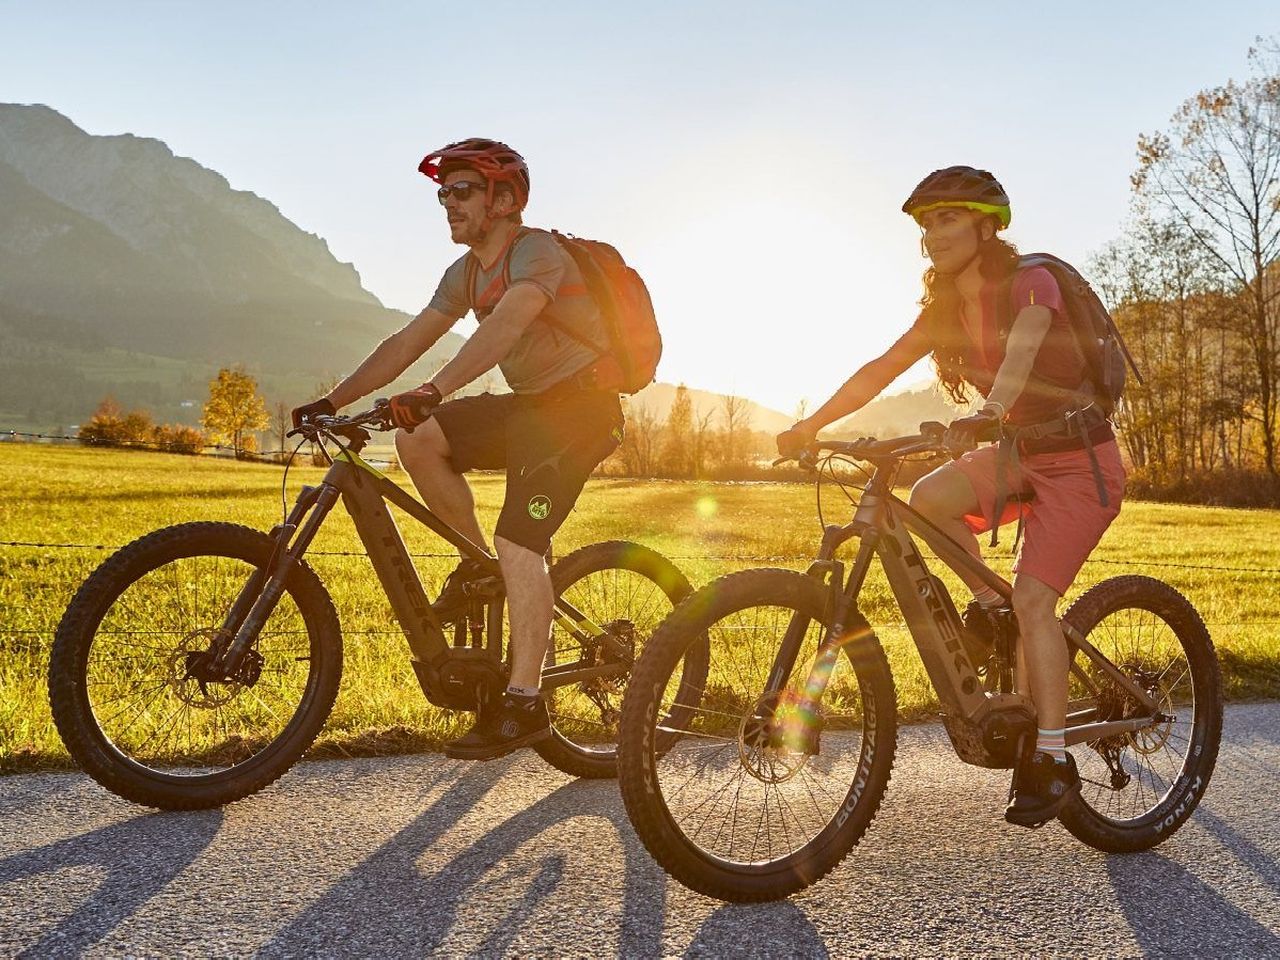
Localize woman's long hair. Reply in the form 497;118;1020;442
918;232;1021;404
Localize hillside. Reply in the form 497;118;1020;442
0;103;461;428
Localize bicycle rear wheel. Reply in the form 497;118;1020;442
48;522;342;809
1058;575;1222;851
618;568;897;902
538;541;705;779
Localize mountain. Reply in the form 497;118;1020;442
0;103;461;427
830;385;967;438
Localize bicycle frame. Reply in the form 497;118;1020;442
212;440;625;709
776;455;1163;765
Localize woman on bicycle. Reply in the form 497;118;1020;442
777;166;1126;827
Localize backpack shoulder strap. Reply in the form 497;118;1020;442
500;226;532;290
464;227;531;314
463;254;479;311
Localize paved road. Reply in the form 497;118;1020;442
2;703;1279;958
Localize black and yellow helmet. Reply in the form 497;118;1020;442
902;166;1011;229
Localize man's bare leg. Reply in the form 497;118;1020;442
394;420;490;553
495;535;553;690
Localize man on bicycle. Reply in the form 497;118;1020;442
777;167;1125;827
292;138;622;760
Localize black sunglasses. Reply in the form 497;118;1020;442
436;180;486;203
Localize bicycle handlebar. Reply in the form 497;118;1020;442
287;399;402;442
773;421;953;469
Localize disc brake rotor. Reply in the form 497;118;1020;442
737;693;813;784
165;629;242;708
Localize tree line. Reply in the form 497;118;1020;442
605;386;779;479
1092;39;1280;505
79;366;285;460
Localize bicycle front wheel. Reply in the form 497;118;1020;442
48;522;342;810
1058;575;1222;852
539;541;705;779
618;568;897;902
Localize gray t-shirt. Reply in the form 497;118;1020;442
428;228;608;394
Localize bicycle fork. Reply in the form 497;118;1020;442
211;482;339;677
758;530;878;746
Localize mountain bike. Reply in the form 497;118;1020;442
617;426;1222;902
49;401;708;810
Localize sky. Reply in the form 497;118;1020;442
3;1;1277;414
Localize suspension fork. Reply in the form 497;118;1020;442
759;528;876;706
213;482;340;674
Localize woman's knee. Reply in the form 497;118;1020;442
909;466;975;519
1011;577;1058;623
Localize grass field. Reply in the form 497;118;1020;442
3;442;1279;774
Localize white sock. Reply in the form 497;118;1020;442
506;684;540;699
972;585;1004;608
1035;728;1068;763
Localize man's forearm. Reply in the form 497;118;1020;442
327;332;419;409
430;318;522;396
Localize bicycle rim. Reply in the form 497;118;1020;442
650;600;876;869
84;551;321;776
1068;603;1204;823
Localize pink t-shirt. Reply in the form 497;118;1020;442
913;266;1086;425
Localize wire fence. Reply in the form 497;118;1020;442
2;429;292;460
4;536;1279;645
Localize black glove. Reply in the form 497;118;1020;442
291;397;335;429
388;384;442;431
776;422;815;459
944;410;1002;450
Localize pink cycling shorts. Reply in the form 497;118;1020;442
948;439;1126;596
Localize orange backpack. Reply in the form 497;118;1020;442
466;229;662;394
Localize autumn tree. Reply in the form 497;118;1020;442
661;384;695;477
1133;41;1280;473
202;366;269;458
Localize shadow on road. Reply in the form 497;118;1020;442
0;809;223;957
1107;850;1280;954
683;902;827;959
261;764;670;958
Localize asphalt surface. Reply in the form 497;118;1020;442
2;703;1278;959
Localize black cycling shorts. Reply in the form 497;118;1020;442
432;388;623;554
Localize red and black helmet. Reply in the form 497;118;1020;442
419;138;530;211
902;166;1011;229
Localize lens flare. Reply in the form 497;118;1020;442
695;496;718;519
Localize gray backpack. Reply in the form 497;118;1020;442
996;253;1144;415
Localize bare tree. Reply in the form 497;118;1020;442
719;394;752;467
620;400;660;476
270;400;291;458
691;407;716;479
1133;41;1280;473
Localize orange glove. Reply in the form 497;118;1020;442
388;384;442;431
